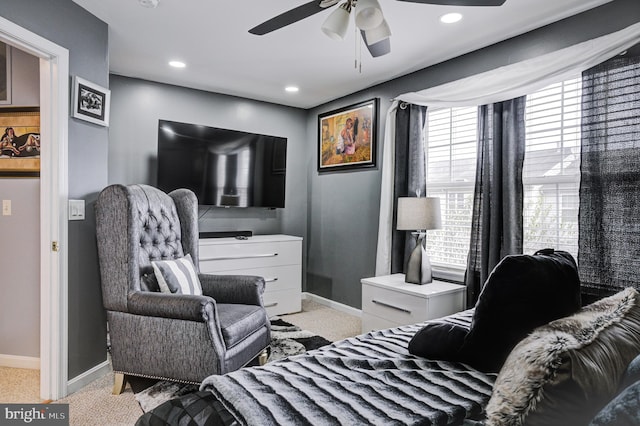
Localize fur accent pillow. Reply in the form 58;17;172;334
152;254;202;296
459;249;581;372
485;287;640;426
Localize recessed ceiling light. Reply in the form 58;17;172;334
285;86;299;93
440;13;463;24
169;61;186;68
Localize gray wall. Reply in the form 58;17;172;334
108;76;308;243
0;0;109;378
305;0;640;308
0;180;40;358
0;47;39;359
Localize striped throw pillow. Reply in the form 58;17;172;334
152;254;202;296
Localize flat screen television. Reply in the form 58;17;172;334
157;120;287;208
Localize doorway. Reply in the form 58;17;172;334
0;16;69;400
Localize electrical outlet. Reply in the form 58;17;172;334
2;199;10;216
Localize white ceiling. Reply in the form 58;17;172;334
72;0;612;109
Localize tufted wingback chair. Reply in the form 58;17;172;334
95;184;271;392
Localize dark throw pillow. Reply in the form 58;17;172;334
589;381;640;426
459;249;581;372
408;320;469;359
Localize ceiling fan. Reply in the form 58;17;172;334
249;0;507;58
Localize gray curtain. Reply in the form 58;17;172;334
579;54;640;300
464;97;526;307
390;103;428;274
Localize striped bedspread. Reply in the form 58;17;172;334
201;310;496;426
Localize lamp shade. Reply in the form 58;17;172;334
397;197;442;231
321;2;351;40
355;0;384;31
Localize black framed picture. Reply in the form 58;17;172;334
0;107;41;177
318;98;377;173
72;76;110;126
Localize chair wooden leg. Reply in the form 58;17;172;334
112;373;127;395
258;349;268;366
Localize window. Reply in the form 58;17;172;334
423;78;582;273
523;78;581;257
424;107;478;270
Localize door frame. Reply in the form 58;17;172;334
0;16;69;400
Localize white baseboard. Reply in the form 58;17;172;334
67;359;111;395
0;354;40;370
302;292;362;317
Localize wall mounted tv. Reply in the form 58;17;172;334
157;120;287;208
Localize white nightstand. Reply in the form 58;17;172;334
361;273;466;333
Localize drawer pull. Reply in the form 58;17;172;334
264;277;279;283
372;299;411;314
265;302;278;308
201;253;278;261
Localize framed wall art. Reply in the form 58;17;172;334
0;42;11;105
0;107;40;177
318;98;377;173
72;76;110;126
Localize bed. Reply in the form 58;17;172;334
137;251;640;426
137;309;496;425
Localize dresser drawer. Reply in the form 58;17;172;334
263;289;302;317
362;283;428;325
199;240;301;271
200;264;300;292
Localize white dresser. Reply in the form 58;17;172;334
361;273;466;333
198;234;302;317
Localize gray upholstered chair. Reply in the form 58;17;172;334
95;184;271;393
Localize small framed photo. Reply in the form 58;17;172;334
72;76;110;126
318;98;377;173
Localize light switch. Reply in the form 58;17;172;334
68;199;85;221
2;199;10;216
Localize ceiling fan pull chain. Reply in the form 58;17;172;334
354;22;358;70
359;33;363;73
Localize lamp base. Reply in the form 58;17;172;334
405;234;433;285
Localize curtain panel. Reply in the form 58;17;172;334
390;103;428;274
579;54;640;298
465;98;526;307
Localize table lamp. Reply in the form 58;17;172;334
396;197;442;284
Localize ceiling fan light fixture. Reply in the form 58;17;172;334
321;2;352;40
355;0;384;31
363;18;391;46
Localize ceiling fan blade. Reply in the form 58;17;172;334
249;1;327;35
361;31;391;58
395;0;506;6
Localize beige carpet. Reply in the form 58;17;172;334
0;298;362;425
0;367;41;403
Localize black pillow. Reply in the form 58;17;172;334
458;249;582;372
408;321;469;359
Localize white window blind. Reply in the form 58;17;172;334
423;79;581;272
523;78;581;257
425;107;478;269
